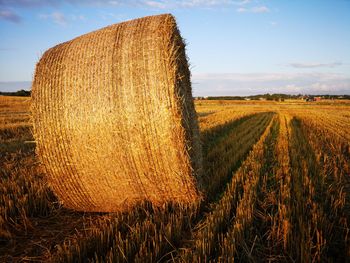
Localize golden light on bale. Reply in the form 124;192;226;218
31;14;203;212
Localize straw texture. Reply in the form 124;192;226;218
31;14;202;212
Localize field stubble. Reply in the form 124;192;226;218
1;97;349;262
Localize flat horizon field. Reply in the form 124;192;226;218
1;96;349;262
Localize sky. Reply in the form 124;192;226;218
0;0;350;96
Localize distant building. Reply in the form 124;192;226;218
304;96;321;102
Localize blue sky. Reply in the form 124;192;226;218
1;0;350;95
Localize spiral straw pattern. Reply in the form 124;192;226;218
31;14;202;212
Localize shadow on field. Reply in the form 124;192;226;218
1;112;274;262
200;112;274;201
0;126;33;153
289;117;349;262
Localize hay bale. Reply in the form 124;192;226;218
31;14;203;212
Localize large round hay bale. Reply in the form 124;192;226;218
31;14;202;212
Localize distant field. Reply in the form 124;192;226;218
1;96;349;262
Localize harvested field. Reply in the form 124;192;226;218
1;96;349;262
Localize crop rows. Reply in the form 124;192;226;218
178;113;276;262
294;116;350;260
52;112;275;262
1;97;350;262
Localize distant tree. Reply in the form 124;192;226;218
0;89;31;97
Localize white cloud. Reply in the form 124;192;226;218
237;7;246;12
251;6;269;13
108;0;121;5
191;72;350;96
71;14;86;21
40;12;87;25
142;0;237;9
310;82;330;92
39;12;67;26
0;0;56;8
1;0;251;9
51;11;67;25
99;12;126;21
0;0;258;11
144;0;168;9
237;5;269;13
289;61;343;69
235;0;250;6
282;84;303;93
0;81;31;92
193;72;304;82
0;9;21;23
